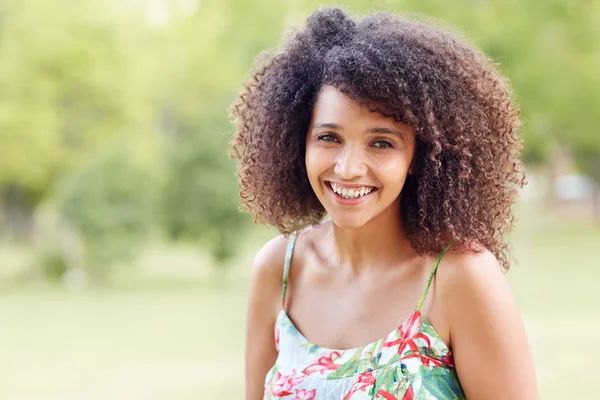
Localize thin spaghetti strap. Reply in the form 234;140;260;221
281;232;298;308
416;240;456;312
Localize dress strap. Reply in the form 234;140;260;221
281;232;298;308
416;240;456;312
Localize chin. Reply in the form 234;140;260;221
327;212;372;231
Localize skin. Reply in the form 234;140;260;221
245;86;539;400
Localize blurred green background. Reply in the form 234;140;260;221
0;0;599;399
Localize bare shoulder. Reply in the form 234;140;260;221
434;245;539;399
435;245;505;297
245;234;291;400
248;234;290;319
434;245;512;330
252;233;289;278
250;223;326;299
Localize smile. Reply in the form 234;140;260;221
326;181;378;204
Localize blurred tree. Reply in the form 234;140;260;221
150;0;287;266
56;141;154;282
158;119;249;264
563;1;600;218
1;0;598;270
0;0;152;241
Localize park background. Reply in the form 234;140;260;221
0;0;599;398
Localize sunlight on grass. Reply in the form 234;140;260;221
0;204;598;399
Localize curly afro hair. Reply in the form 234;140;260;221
230;7;526;269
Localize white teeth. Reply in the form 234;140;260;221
329;182;375;199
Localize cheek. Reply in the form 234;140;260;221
305;145;329;178
376;157;411;187
377;161;408;198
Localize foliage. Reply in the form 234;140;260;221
157;117;249;264
56;143;154;275
0;0;152;239
1;0;599;272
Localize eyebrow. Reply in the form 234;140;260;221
312;122;402;137
312;122;342;130
367;127;401;136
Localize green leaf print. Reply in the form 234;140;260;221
328;358;373;379
420;346;444;363
419;366;465;399
368;365;408;397
420;321;442;340
381;366;401;393
300;342;323;354
387;353;401;365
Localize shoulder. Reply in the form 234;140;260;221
436;245;505;294
435;245;509;315
248;235;287;321
433;248;538;397
250;233;290;290
245;234;294;398
250;222;325;285
252;234;289;276
434;243;524;342
248;234;291;319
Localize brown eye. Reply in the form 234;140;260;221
372;140;393;149
317;133;339;142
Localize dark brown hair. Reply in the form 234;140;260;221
230;7;526;269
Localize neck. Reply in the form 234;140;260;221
328;207;418;275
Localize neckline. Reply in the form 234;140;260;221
278;308;452;355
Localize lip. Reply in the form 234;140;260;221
325;180;378;205
327;181;375;189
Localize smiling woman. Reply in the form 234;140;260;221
305;86;416;229
230;7;538;400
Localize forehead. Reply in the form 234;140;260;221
311;86;376;121
310;86;412;134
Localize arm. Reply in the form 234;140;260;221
444;250;539;399
245;235;288;400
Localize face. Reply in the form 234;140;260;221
305;86;416;230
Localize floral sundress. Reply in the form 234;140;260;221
263;232;466;400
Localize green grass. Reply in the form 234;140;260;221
0;282;250;400
0;207;599;399
507;216;600;398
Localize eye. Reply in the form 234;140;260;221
372;140;394;149
317;133;340;143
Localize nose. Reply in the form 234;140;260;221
333;145;368;180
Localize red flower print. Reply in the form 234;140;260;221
302;351;342;375
274;324;281;350
441;352;455;367
270;370;305;397
383;312;421;350
402;386;414;400
412;332;431;348
403;352;444;367
376;390;398;400
383;312;437;360
343;371;376;399
400;312;421;336
294;388;317;400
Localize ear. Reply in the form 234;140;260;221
408;159;415;175
408;141;418;175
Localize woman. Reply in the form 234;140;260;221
230;7;538;400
